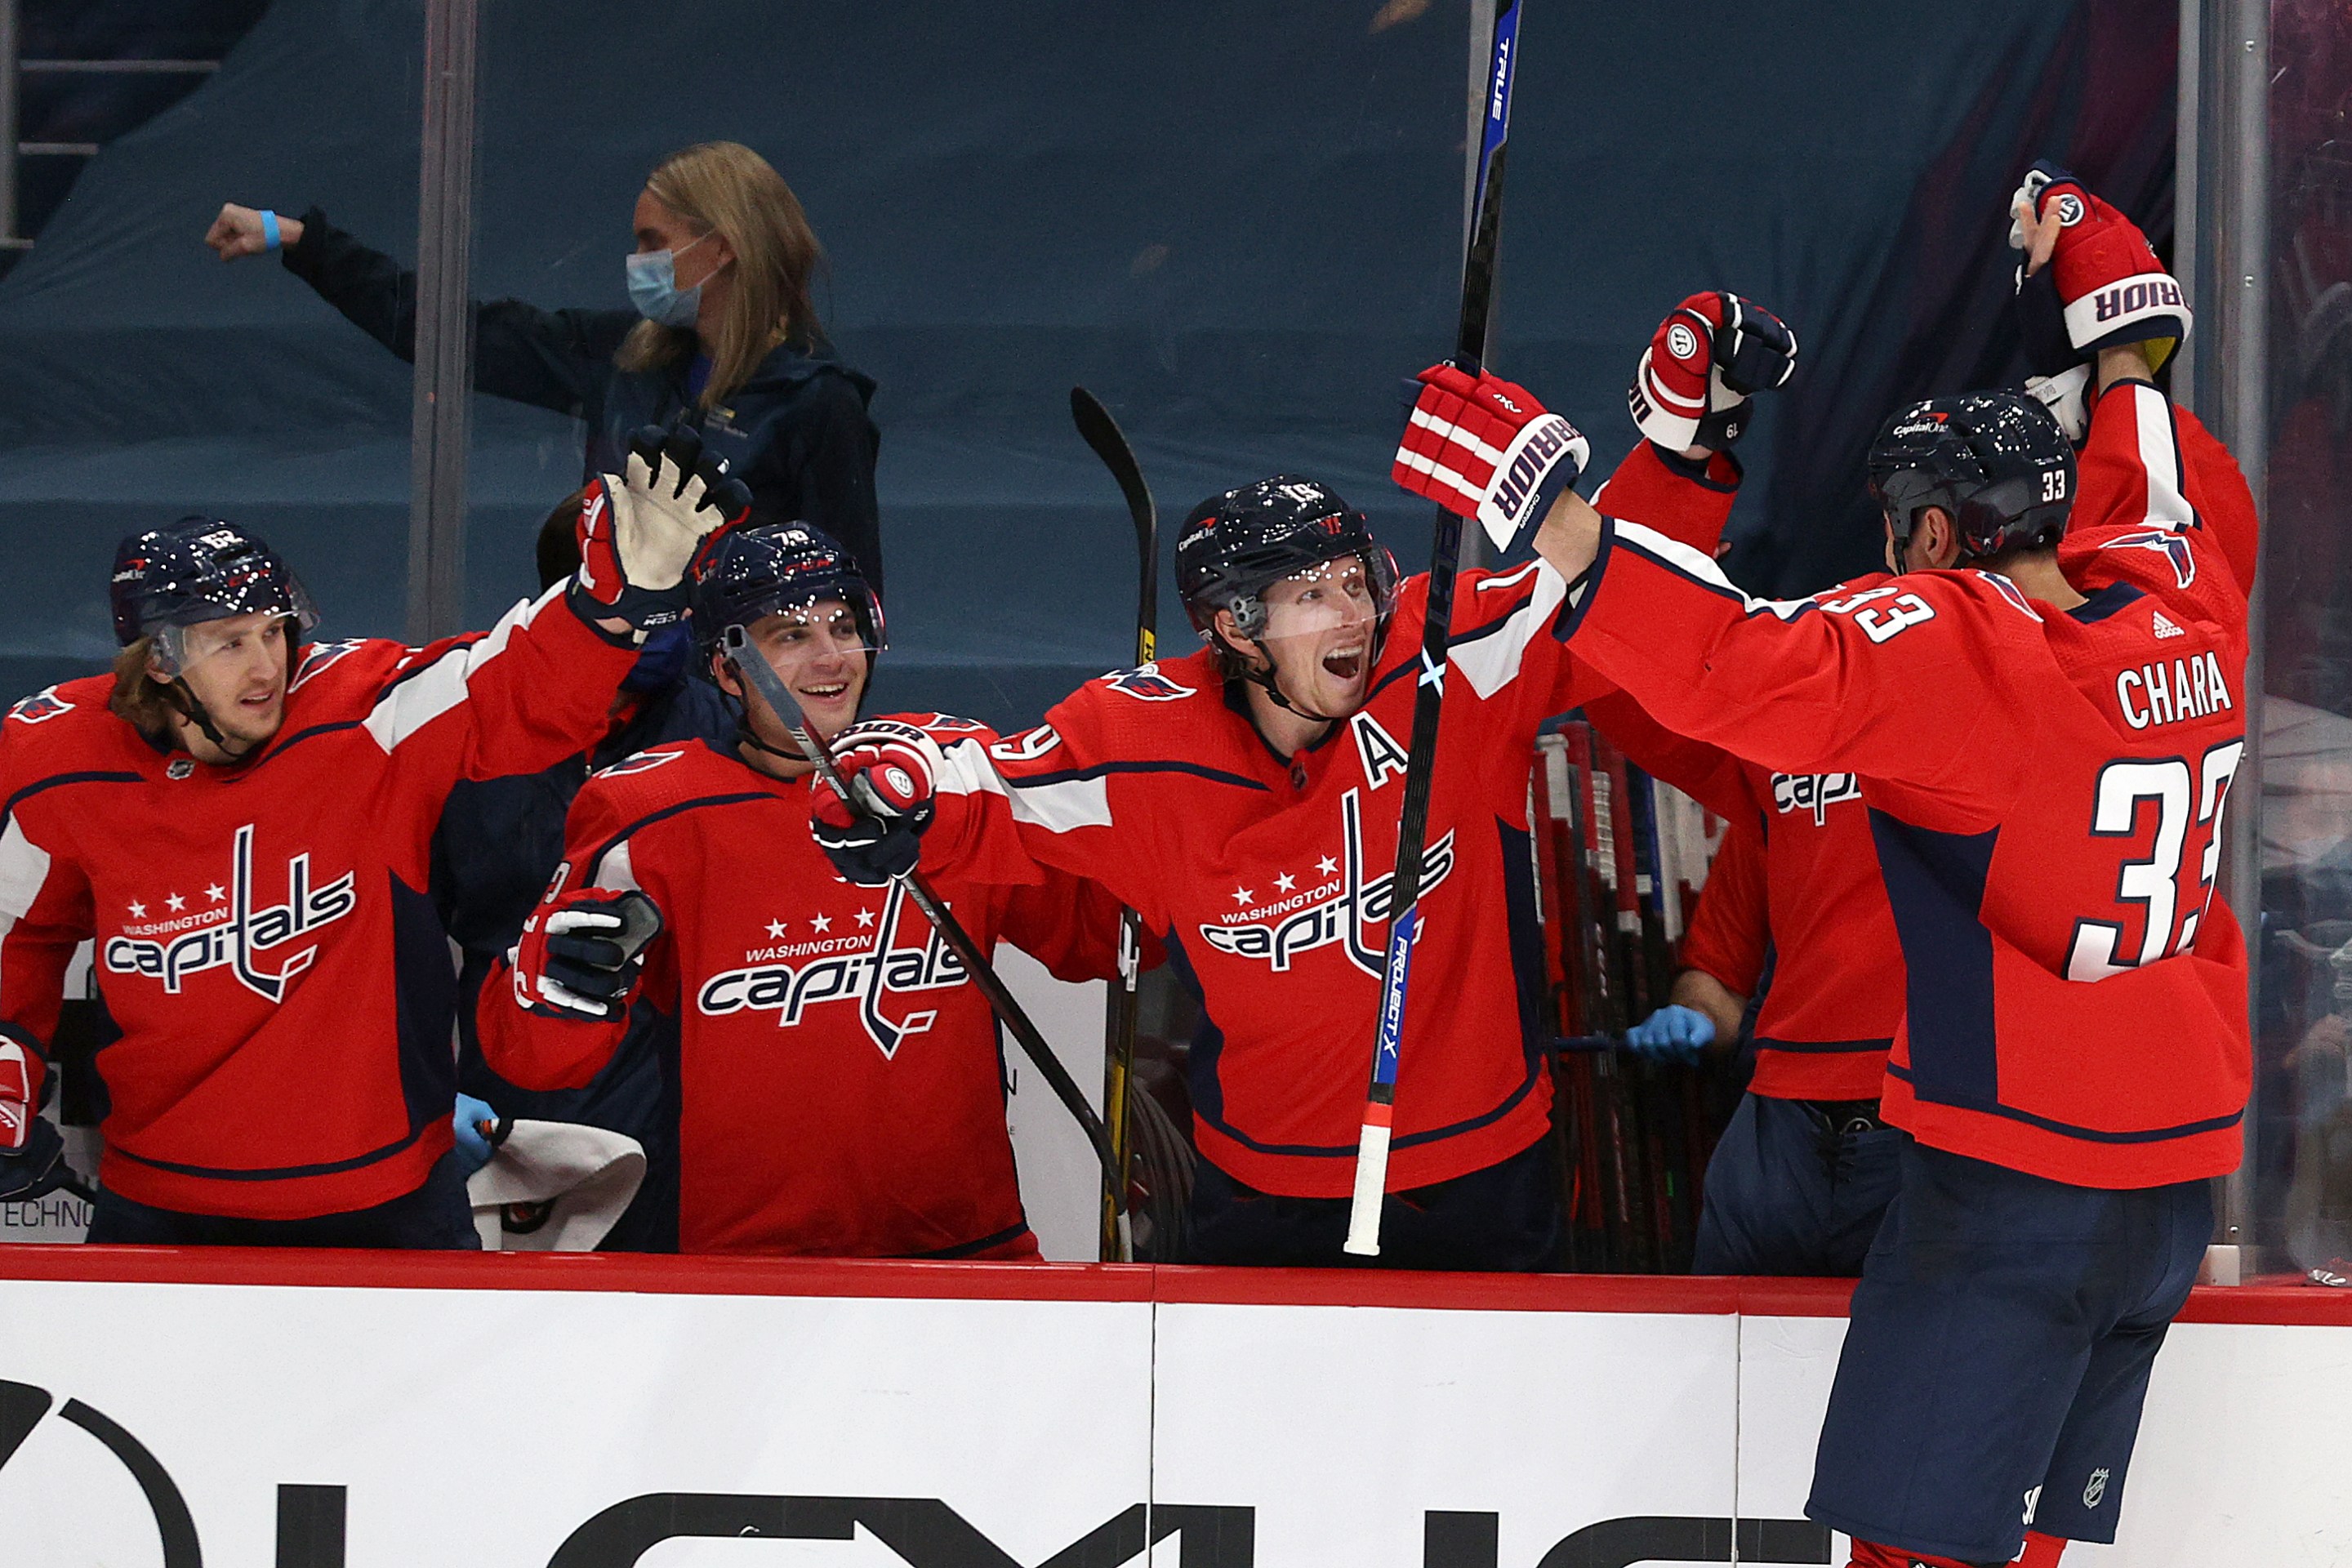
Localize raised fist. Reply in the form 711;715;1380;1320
203;203;302;260
2009;161;2189;372
509;889;663;1022
1628;292;1797;454
572;425;754;637
1394;362;1590;555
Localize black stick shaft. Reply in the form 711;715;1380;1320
1343;0;1523;1256
1072;387;1160;1263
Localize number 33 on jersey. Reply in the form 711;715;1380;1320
1560;377;2252;1189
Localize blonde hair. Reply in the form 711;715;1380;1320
109;638;180;745
615;141;827;412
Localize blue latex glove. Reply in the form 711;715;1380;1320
452;1094;502;1177
1623;1003;1715;1063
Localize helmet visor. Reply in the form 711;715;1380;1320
149;603;306;684
1252;555;1389;693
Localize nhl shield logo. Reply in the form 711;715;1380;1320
167;758;194;780
2082;1468;2110;1508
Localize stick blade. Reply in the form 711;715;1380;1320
1069;385;1156;545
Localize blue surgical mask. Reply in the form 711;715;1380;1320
626;233;714;327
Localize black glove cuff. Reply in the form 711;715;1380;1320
2016;265;2083;376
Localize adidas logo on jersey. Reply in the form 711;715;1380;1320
2152;610;2185;639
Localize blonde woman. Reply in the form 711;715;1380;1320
206;140;881;587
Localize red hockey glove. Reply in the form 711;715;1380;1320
1394;363;1590;555
572;425;752;640
1628;291;1797;453
2010;160;2189;372
509;888;663;1022
810;720;944;886
0;1035;68;1204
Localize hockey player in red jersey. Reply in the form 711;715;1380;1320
475;523;1133;1258
808;295;1795;1269
1395;174;2237;1568
0;432;746;1245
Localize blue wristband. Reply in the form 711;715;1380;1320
260;209;282;251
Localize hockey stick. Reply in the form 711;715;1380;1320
719;626;1129;1217
1071;385;1160;1263
1343;0;1525;1256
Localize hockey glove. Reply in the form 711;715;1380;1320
510;889;663;1022
1622;1003;1715;1063
1394;363;1590;555
810;720;944;886
2009;160;2189;372
1628;292;1798;453
571;425;753;639
0;1036;69;1205
452;1093;506;1178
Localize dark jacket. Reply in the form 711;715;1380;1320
280;208;884;588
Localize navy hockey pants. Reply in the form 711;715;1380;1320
1188;1133;1560;1270
1806;1138;2209;1564
1691;1092;1904;1276
85;1149;481;1249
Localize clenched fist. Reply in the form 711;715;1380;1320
203;203;303;261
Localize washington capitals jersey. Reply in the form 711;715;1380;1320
917;442;1741;1198
1674;810;1766;1004
1592;694;1902;1101
476;730;1130;1258
1567;378;2251;1188
0;586;638;1218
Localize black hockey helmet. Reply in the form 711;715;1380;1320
688;522;884;666
109;517;318;678
1174;474;1399;647
1866;393;2075;570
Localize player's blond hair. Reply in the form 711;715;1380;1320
615;141;828;412
109;639;178;744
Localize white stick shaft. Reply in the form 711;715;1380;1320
1340;1121;1392;1256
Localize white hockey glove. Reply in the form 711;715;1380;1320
572;425;751;639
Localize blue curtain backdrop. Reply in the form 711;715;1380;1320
0;0;2175;727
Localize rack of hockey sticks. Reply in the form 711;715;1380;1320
1528;720;1733;1273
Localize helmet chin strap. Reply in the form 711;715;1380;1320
1240;639;1353;726
724;648;873;767
162;632;295;763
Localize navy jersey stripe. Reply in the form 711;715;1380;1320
1885;1060;2244;1144
2067;581;2147;625
1869;808;2000;1107
905;1218;1034;1259
110;1118;431;1180
588;791;781;874
1754;1036;1896;1056
2;769;147;825
1013;760;1270;792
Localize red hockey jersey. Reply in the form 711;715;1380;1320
476;729;1130;1257
1567;378;2252;1187
0;586;638;1218
1592;697;1902;1101
918;443;1740;1197
1676;809;1766;1000
1587;394;2261;1107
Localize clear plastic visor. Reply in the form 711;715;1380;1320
149;608;301;684
733;597;877;674
1255;556;1388;642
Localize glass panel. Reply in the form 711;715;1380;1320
2256;0;2352;1277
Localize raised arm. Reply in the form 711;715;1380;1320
209;203;631;416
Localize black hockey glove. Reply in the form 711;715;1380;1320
510;889;664;1022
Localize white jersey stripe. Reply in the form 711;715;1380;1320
1009;775;1113;834
1454;559;1568;699
361;584;559;755
2127;384;2194;534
